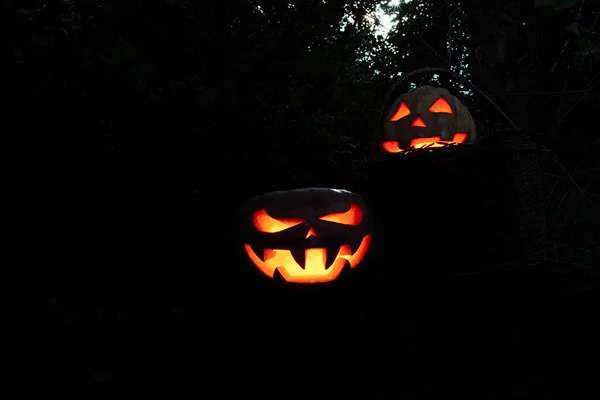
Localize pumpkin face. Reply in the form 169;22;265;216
237;188;373;284
381;85;476;153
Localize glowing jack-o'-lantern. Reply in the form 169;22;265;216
237;188;373;284
381;85;476;153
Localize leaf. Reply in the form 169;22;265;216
534;0;580;10
572;36;600;53
566;23;580;35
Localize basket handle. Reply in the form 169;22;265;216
382;67;521;133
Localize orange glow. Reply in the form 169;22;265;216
428;97;453;113
410;116;427;127
253;209;304;233
389;101;411;121
382;141;402;153
243;234;372;283
409;136;442;148
305;226;318;238
319;203;363;226
382;133;469;153
452;132;468;142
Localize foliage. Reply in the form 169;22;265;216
21;0;597;396
535;0;580;11
12;0;595;284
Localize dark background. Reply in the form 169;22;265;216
12;0;599;398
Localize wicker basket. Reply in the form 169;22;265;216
362;68;546;277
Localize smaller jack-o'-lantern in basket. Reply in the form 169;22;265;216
381;85;476;155
236;188;374;284
365;68;545;275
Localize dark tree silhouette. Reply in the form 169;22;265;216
13;0;598;397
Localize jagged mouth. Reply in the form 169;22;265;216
243;234;372;283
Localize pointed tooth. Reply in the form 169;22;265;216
290;248;306;269
337;261;353;279
252;245;266;261
273;267;287;282
325;247;339;270
348;237;364;254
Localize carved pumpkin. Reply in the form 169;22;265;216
237;188;373;284
381;85;476;153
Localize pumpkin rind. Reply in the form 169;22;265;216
382;85;476;152
237;188;374;283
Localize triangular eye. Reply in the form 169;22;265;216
428;97;453;114
389;101;411;121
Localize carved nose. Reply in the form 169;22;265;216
411;116;427;127
305;226;318;239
